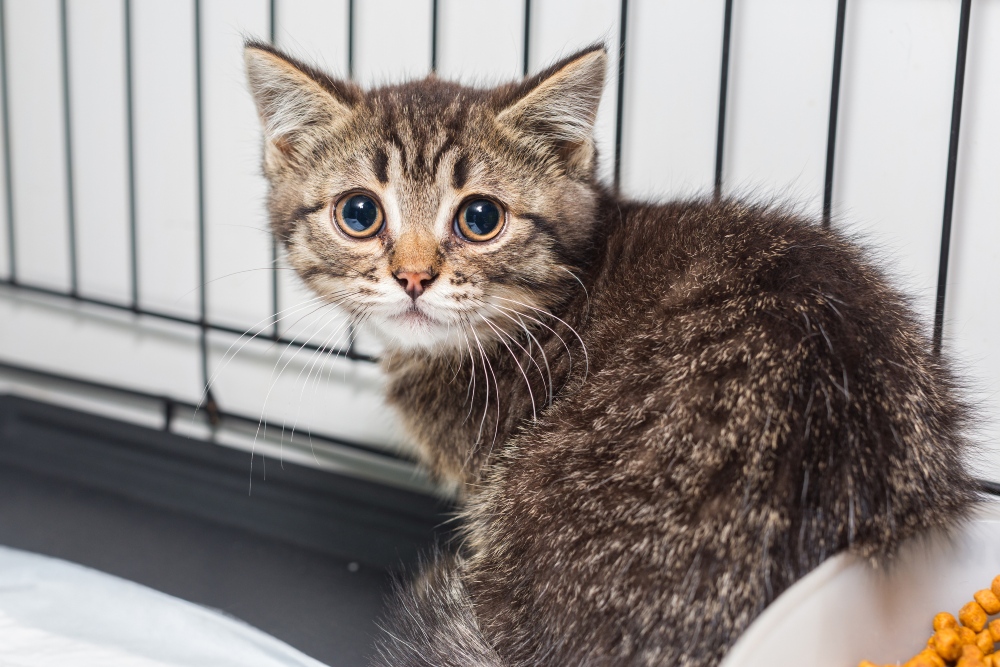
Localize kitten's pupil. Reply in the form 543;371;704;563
463;200;500;237
343;194;379;233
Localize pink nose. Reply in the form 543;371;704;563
394;270;435;299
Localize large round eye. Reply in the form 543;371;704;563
455;198;505;242
335;193;384;238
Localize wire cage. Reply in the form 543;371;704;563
0;0;996;492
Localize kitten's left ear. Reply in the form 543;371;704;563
244;41;359;164
495;45;607;175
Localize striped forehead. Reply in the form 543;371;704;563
368;89;472;189
373;124;468;191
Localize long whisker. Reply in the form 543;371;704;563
559;266;591;319
250;303;343;484
459;324;478;424
201;294;328;401
483;304;553;407
480;314;537;422
469;322;491;447
469;324;501;458
284;311;355;461
177;266;299;301
489;302;574;378
493;295;589;381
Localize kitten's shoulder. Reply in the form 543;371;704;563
604;196;876;304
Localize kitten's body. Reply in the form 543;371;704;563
380;197;973;666
245;43;977;666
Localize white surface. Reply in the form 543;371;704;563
0;545;328;667
721;501;1000;667
0;1;994;479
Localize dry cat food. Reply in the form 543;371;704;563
858;574;1000;667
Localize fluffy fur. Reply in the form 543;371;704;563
245;42;978;666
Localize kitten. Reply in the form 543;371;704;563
244;42;978;666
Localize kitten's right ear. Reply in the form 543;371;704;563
495;45;607;175
244;42;358;161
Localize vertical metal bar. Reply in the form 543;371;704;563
163;397;174;432
269;0;279;339
932;0;972;357
123;0;139;309
347;0;354;79
714;0;734;199
822;0;847;229
344;0;357;354
193;0;213;416
0;0;15;283
430;0;439;73
522;0;530;77
613;0;628;193
59;0;78;296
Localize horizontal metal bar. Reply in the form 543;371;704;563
0;279;377;363
0;357;408;463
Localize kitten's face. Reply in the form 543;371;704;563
246;44;607;354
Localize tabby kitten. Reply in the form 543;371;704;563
244;42;977;666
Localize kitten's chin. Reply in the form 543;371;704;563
371;308;467;354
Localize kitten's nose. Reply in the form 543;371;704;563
394;270;436;300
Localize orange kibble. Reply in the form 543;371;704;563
976;589;1000;615
937;612;961;632
965;644;987;659
957;657;987;667
962;627;981;644
962;602;990;633
976;629;994;655
990;619;1000;643
917;648;947;667
860;574;1000;667
937;627;966;661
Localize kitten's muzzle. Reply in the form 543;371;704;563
394;269;437;300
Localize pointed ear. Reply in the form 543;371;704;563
495;45;607;174
244;42;358;162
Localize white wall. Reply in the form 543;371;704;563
0;0;996;482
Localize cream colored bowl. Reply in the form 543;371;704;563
721;501;1000;667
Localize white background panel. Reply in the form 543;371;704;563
0;291;202;402
274;0;349;75
832;0;959;323
5;0;70;290
437;0;525;84
620;0;723;198
0;11;9;281
724;0;837;215
530;0;620;185
0;0;994;479
945;0;1000;481
67;0;131;304
353;0;432;85
201;0;271;330
131;0;200;319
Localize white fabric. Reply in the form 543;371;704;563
0;546;330;667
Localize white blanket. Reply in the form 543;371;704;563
0;546;330;667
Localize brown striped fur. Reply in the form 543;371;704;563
246;42;977;666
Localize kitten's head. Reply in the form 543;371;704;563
245;43;607;354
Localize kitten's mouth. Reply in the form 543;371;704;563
392;305;436;326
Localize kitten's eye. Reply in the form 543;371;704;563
455;198;505;242
335;193;384;238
